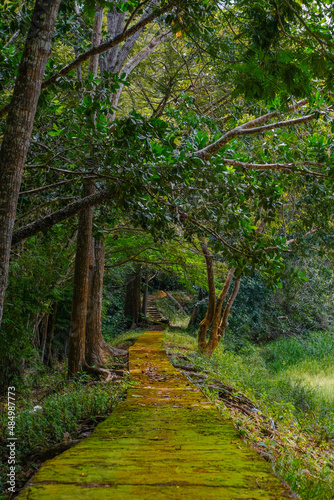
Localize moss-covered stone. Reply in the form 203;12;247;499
18;330;293;499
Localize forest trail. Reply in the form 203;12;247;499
18;330;292;499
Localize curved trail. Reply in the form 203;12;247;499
19;330;291;499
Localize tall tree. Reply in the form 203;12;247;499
0;0;61;326
85;237;106;366
78;2;171;372
68;180;95;375
68;2;104;377
0;0;176;329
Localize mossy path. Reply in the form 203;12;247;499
18;330;292;499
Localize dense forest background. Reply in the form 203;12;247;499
0;0;334;498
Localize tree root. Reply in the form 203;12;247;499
172;361;210;374
173;359;277;429
102;340;128;357
83;364;120;382
180;371;208;379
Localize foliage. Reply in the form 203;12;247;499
0;1;334;490
0;370;131;497
0;227;76;390
224;254;334;346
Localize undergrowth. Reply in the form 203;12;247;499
164;329;334;500
0;334;135;499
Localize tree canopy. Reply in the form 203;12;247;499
0;0;333;380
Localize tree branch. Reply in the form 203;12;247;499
19;179;81;196
110;30;172;119
220;159;333;178
182;213;250;257
0;3;172;119
218;277;241;339
285;227;318;246
195;113;316;159
12;188;115;245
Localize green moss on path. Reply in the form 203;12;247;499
18;330;294;499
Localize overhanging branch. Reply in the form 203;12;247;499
12;188;115;245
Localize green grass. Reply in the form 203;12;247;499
0;375;132;497
108;329;146;347
164;328;334;500
260;331;334;373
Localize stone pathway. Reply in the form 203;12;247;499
18;330;292;499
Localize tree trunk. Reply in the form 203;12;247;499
217;278;241;340
82;4;106;368
204;268;235;355
88;4;104;76
142;271;149;316
68;181;95;377
188;289;203;328
204;276;241;357
0;0;61;326
197;241;242;356
124;267;142;328
85;238;106;366
68;3;104;377
188;305;199;328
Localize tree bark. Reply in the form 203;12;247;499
204;268;235;355
68;181;95;377
81;4;106;369
217;277;241;341
197;242;241;356
101;1;158;75
124;267;142;328
0;0;61;326
88;4;104;77
85;238;106;366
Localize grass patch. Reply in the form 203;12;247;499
0;329;142;499
164;328;334;500
108;329;146;348
0;375;131;498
